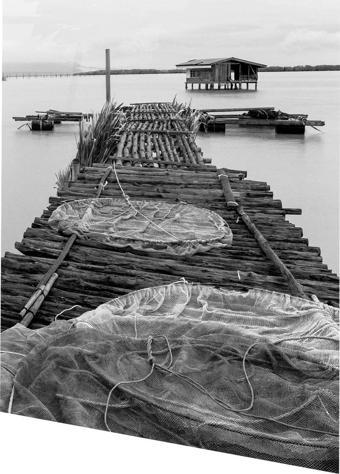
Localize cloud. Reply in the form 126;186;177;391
3;0;340;69
282;29;340;52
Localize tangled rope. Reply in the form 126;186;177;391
104;334;338;435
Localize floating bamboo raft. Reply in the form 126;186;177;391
1;102;338;330
13;109;93;123
199;107;325;133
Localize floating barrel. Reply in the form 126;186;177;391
275;122;305;134
200;121;225;132
31;119;54;131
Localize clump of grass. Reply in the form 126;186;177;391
171;97;203;134
76;101;124;168
55;162;72;190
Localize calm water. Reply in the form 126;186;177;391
2;72;339;272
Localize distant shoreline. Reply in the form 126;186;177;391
74;65;340;76
74;69;183;76
260;65;340;72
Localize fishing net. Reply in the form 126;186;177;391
1;283;338;471
48;198;233;255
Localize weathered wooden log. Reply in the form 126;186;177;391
5;239;334;284
157;135;169;162
219;173;307;299
123;133;133;160
163;134;176;162
179;135;196;164
139;133;146;160
146;134;153;161
4;248;339;308
132;132;139;159
218;171;239;208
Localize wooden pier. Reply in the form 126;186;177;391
1;102;338;330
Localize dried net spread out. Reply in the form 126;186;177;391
1;283;339;471
48;198;233;255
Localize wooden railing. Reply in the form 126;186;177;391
239;75;257;81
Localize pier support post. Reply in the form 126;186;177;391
105;48;111;103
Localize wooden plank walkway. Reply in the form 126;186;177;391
1;102;338;330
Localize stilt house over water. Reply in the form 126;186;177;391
176;57;266;90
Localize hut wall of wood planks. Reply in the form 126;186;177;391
1;101;338;331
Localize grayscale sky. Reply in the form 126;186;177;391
3;0;340;71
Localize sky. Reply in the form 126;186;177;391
3;0;340;72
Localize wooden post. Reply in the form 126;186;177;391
71;158;80;181
105;48;111;103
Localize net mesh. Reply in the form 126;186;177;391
48;198;233;255
1;283;338;471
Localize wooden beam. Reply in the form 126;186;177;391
199;107;275;113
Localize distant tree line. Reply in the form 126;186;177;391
260;65;340;72
74;65;340;76
74;69;184;76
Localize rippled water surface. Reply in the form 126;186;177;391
2;71;339;272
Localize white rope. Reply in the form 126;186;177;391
55;305;82;321
0;350;26;357
113;161;180;241
75;321;94;329
8;386;15;414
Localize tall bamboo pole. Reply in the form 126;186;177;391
218;171;307;299
105;49;111;103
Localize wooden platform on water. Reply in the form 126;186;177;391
199;107;325;133
1;102;338;330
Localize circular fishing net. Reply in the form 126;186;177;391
48;198;233;255
1;283;338;471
